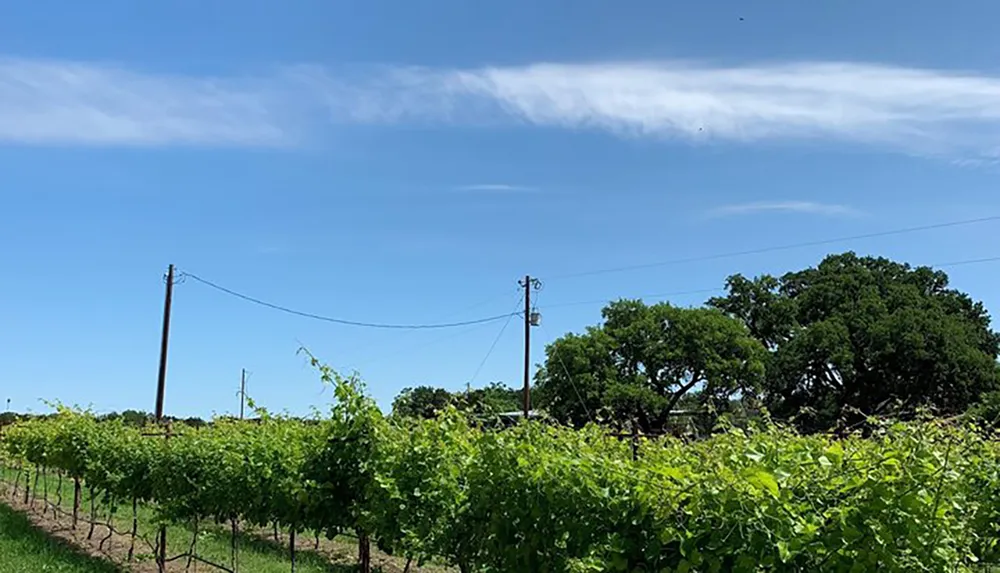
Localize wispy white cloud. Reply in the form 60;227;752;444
321;60;1000;159
6;56;1000;159
707;201;864;218
455;184;536;192
0;57;299;146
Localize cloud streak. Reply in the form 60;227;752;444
707;201;864;218
325;60;1000;159
455;184;536;192
4;55;1000;158
0;57;298;146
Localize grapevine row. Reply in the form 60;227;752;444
2;367;1000;572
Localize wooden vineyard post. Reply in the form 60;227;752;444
54;471;63;519
31;466;40;508
88;485;97;540
11;463;22;499
289;526;297;573
128;498;138;562
72;477;81;529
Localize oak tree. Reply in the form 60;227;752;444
536;300;766;430
710;252;1000;429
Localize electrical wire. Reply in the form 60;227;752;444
468;295;524;386
540;254;1000;310
933;254;1000;268
351;314;512;372
344;290;525;370
546;214;1000;280
543;288;723;309
180;272;519;330
536;322;593;423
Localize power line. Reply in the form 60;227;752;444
345;291;524;370
543;288;723;309
933;255;1000;268
547;214;1000;280
181;272;518;330
179;250;1000;331
468;295;524;386
536;322;593;423
541;254;1000;310
346;320;504;378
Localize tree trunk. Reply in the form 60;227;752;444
231;518;240;572
157;526;167;573
186;518;199;571
664;378;701;419
289;527;296;573
358;533;371;573
100;502;114;551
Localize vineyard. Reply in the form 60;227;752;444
3;364;1000;572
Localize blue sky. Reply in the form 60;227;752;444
3;0;1000;417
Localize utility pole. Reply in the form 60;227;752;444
154;264;175;423
519;276;541;419
239;369;247;420
153;264;175;572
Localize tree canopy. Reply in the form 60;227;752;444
533;253;1000;433
709;252;1000;430
391;382;522;420
392;386;454;419
535;300;767;431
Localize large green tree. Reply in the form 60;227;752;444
535;300;767;431
709;252;1000;429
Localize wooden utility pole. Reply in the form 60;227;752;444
239;369;247;420
155;264;174;422
519;276;541;419
154;264;175;572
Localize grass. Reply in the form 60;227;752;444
0;465;445;572
0;502;121;573
0;466;349;572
